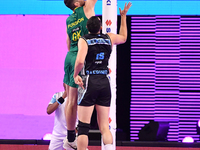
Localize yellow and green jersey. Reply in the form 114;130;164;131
66;6;88;53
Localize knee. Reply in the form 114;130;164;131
67;99;77;107
77;120;90;137
99;124;110;135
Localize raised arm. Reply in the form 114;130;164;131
85;0;97;8
84;0;97;19
107;2;132;45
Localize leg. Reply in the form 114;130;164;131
63;82;69;97
64;84;78;146
63;84;78;149
77;105;94;150
65;85;78;130
96;105;113;145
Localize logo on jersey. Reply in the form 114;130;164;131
96;52;104;60
86;38;111;45
95;52;104;64
72;27;81;41
68;17;84;28
86;70;108;75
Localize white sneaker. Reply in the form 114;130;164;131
63;137;77;150
63;136;89;150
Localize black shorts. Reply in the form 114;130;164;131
78;75;111;107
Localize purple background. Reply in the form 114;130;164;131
1;15;200;142
0;15;69;139
130;16;200;142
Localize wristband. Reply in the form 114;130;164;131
57;97;64;105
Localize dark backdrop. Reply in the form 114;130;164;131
116;15;131;141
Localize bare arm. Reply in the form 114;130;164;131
46;91;67;114
66;27;70;51
84;0;97;19
73;38;88;89
47;103;59;115
107;2;132;45
85;0;97;7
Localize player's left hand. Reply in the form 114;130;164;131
74;75;84;89
119;2;132;16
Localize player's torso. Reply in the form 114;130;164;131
67;7;88;53
82;34;112;75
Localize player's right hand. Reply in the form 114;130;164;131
74;75;84;89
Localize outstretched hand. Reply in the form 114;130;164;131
119;2;132;16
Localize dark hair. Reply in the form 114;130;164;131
87;16;101;34
64;0;77;11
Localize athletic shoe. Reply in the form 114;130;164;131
63;136;89;150
63;137;77;150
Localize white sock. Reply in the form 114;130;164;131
104;144;113;150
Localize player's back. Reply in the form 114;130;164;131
82;33;112;75
66;7;88;53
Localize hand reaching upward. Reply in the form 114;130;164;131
119;2;132;16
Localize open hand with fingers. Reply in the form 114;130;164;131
119;2;132;16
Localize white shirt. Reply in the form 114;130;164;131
49;92;67;139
